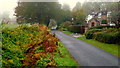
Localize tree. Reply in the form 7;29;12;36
0;11;10;24
56;4;72;25
48;19;57;29
73;2;81;11
72;8;87;25
109;2;120;28
62;4;70;11
15;2;62;25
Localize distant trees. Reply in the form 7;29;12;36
73;2;81;11
110;2;120;28
72;8;86;25
0;11;10;24
15;2;62;25
15;2;74;26
60;4;72;23
71;2;87;25
15;1;119;28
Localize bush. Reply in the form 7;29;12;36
68;25;85;34
93;28;120;44
2;25;60;67
85;29;102;39
101;20;107;24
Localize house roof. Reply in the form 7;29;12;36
89;18;99;23
89;11;107;16
86;11;109;22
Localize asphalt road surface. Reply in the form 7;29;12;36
52;31;119;66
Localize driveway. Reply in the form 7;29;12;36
52;31;119;66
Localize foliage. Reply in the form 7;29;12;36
15;2;62;25
2;25;60;67
85;29;102;39
59;7;72;25
77;36;120;57
15;2;73;26
61;21;72;28
54;42;78;66
111;10;120;28
101;20;107;24
73;2;81;11
48;19;57;29
68;25;85;34
93;28;120;44
72;8;86;25
85;27;120;45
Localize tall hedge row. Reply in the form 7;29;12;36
68;25;85;34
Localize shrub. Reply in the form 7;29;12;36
68;25;85;34
101;20;107;24
2;25;60;67
85;29;102;39
93;28;120;44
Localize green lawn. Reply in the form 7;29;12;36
77;36;120;57
54;42;79;66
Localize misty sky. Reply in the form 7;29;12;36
0;0;85;19
0;0;119;19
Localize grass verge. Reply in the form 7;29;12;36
63;31;76;37
77;36;120;57
54;42;79;66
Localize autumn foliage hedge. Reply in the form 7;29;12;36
2;25;60;67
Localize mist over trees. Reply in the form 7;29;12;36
15;2;62;25
15;1;119;27
0;11;11;24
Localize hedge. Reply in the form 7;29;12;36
86;28;120;45
68;25;85;34
93;31;120;44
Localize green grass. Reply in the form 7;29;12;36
54;42;79;66
63;31;76;36
77;36;120;57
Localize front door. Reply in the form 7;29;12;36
92;22;95;27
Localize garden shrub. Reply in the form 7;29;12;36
101;20;107;24
93;28;120;44
85;29;102;39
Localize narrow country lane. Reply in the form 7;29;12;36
52;31;119;66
